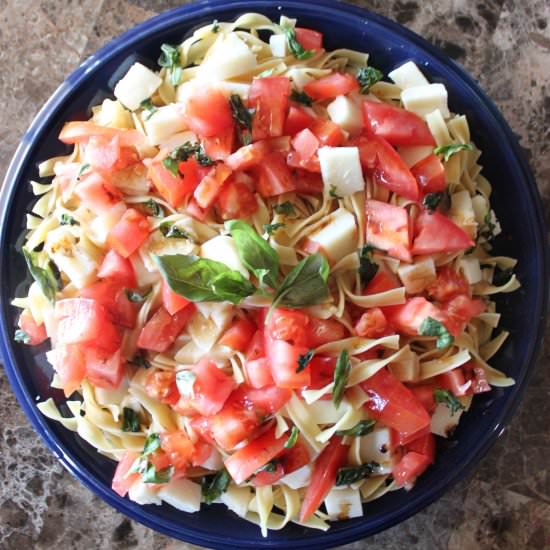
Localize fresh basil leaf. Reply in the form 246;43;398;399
129;353;150;369
144;199;164;218
212;20;220;33
422;191;450;212
492;266;513;287
202;469;231;504
356;66;383;94
158;43;182;86
263;222;285;235
433;388;465;416
273;201;296;216
154;254;256;304
335;461;379;486
225;220;280;290
122;407;141;432
140;98;158;120
142;433;161;455
284;426;300;449
162;156;179;176
358;245;378;287
23;249;57;303
258;459;280;474
159;222;192;240
332;349;351;409
125;288;151;303
434;142;473;162
77;163;90;179
336;419;376;437
419;317;454;349
176;370;196;398
281;25;314;60
142;462;174;484
257;68;275;78
14;329;31;344
329;185;342;199
164;142;214;175
229;94;254;146
59;213;79;226
296;350;314;373
478;210;498;242
272;253;330;309
290;89;313;106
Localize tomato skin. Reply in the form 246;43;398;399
50;344;87;396
362;100;436;146
308;356;337;389
363;270;400;295
437;368;468;397
225;141;270;171
246;329;265;360
267;308;310;347
209;407;258;451
383;297;443;336
366;199;412;262
409;383;437;414
393;451;432;487
291;128;320;163
299;436;349;521
84;136;137;172
284;106;314;136
251;462;285;487
76;172;123;215
18;311;47;345
304;73;359;101
108;208;150;258
410;154;446;195
217;180;258;220
145;370;179;405
98;250;136;288
245;357;274;388
148;159;198;208
355;307;388;338
219;317;257;351
310;118;345;147
307;317;346;347
255;152;296;197
112;450;140;497
442;295;485;336
266;337;311;388
160;431;196;471
203;127;235;161
80;281;138;329
280;441;310;474
185;88;234;137
137;304;196;353
186;197;210;221
244;385;292;415
470;366;491;394
249;76;291;141
294;169;324;195
294;27;323;50
361;368;431;439
225;426;287;484
162;280;190;316
427;266;470;302
85;347;125;389
406;433;436;463
412;211;474;256
59;121;145;147
194;164;233;209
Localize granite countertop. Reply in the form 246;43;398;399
1;1;549;549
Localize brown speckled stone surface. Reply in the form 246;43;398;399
1;1;549;549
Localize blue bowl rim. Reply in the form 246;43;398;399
0;0;548;548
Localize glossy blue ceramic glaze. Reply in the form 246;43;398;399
0;1;547;548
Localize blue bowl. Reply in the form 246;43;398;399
0;1;547;548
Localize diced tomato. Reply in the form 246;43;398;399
243;385;292;415
255;152;296;197
304;73;359;101
280;441;310;474
17;311;47;345
219;317;256;351
245;357;274;388
85;347;125;389
442;295;485;336
308;356;336;389
470;366;491;394
362;100;436;146
356;136;419;201
284;105;315;136
161;280;191;316
383;297;443;336
427;266;470;302
203;128;235;161
186;197;210;221
355;307;388;338
80;281;138;329
148;158;198;208
225;426;287;484
145;370;179;405
194;164;232;209
76;172;122;215
294;169;324;195
291;128;320;163
409;383;437;414
295;27;323;50
108;208;150;258
310;118;345;147
287;150;321;173
209;404;258;450
266;337;310;388
137;304;196;353
437;368;469;397
361;368;431;439
267;308;310;347
246;330;265;360
217;180;258;220
412;211;474;256
59;121;145;147
363;270;400;295
307;317;346;347
184;88;234;137
84;135;139;172
251;461;285;487
192;440;213;467
98;250;136;288
112;450;140;497
393;451;432;487
50;344;86;396
406;433;436;463
249;76;291;141
299;436;349;521
225;141;270;171
160;431;195;471
410;154;447;195
365;199;412;262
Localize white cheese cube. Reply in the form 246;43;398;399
269;33;288;57
471;194;488;225
287;68;314;91
319;146;365;197
128;479;162;505
430;402;464;438
458;257;483;285
324;487;363;520
143;105;187;145
389;61;429;90
359;427;393;469
280;464;312;489
397;257;436;294
425;109;452;146
114;62;163;111
397;145;433;168
93;99;133;129
401;83;450;119
198;33;257;80
220;485;253;518
158;478;201;513
308;208;357;265
327;95;363;136
450;190;476;238
201;235;249;278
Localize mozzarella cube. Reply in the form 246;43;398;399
459;257;483;285
401;83;450;119
319;146;365;197
431;402;464;438
397;145;434;168
471;194;489;225
220;485;254;518
359;427;393;470
397;257;436;294
307;208;357;265
128;479;162;506
114;62;163;111
143;105;187;145
324;487;363;520
198;33;257;80
93;99;133;129
201;235;249;278
450;190;476;238
280;464;312;489
327;95;363;136
269;33;287;57
158;478;202;513
389;61;429;90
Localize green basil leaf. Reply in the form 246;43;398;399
164;141;214;173
159;222;192;240
290;89;313;106
419;317;454;349
229;94;254;146
158;43;182;85
225;220;280;289
263;222;285;235
256;68;275;78
329;185;342;199
202;469;231;504
358;245;378;287
433;388;465;416
59;213;79;226
258;459;280;474
154;254;256;304
335;461;379;486
77;163;90;179
356;66;383;93
212;20;220;33
273;202;296;216
122;407;141;433
129;353;150;369
142;433;161;456
284;426;300;449
422;191;450;212
142;463;174;484
272;253;330;309
281;26;314;60
125;288;151;303
336;419;376;437
14;329;31;344
140;98;158;120
296;349;314;373
23;248;57;303
176;370;196;398
144;199;164;218
433;142;473;162
332;349;351;409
